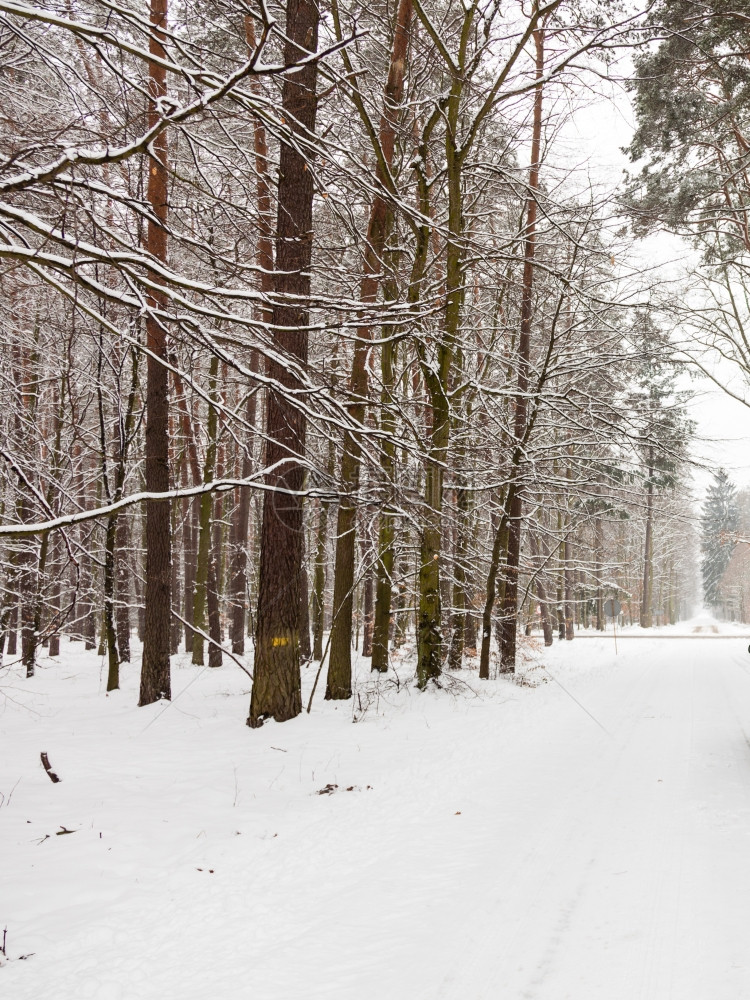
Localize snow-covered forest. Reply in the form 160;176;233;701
4;1;750;997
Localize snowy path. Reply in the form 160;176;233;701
421;644;750;1000
3;632;750;999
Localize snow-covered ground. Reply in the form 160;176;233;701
3;620;750;999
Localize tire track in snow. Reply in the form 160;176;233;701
427;653;660;1000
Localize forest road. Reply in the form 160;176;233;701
5;637;750;1000
412;639;750;1000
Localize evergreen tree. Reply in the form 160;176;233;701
626;2;750;254
701;469;739;608
627;312;693;627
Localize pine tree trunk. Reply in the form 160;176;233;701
228;22;274;655
371;322;397;673
212;391;226;639
528;532;553;646
0;607;11;664
498;22;545;673
594;513;604;631
479;494;510;679
311;492;330;662
417;448;446;686
183;498;197;651
360;528;374;658
48;539;61;658
6;603;18;656
103;513;120;690
139;0;172;705
448;477;472;669
393;549;409;648
207;559;223;667
564;533;574;641
326;0;412;700
299;558;312;661
192;354;220;666
18;498;38;677
229;392;255;654
640;457;654;628
115;515;131;662
134;522;145;642
170;501;181;655
79;546;96;650
249;0;319;727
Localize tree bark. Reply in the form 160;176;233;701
370;295;398;673
299;556;312;661
640;450;654;628
498;22;545;672
139;0;172;705
249;0;320;727
360;526;374;657
311;494;330;662
326;0;413;699
115;515;131;661
229;399;254;655
229;19;274;656
192;354;220;666
448;477;471;669
528;532;553;646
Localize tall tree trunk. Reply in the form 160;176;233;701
641;452;654;628
207;559;223;667
311;427;336;661
556;527;565;639
299;556;312;661
48;536;61;657
14;343;40;676
103;514;120;689
393;547;410;648
134;515;146;642
498;22;545;672
414;7;478;688
448;475;471;669
594;512;604;631
46;389;65;658
370;296;398;673
563;454;574;641
18;504;38;678
528;532;553;646
96;332;120;689
326;0;413;699
183;499;197;650
229;391;256;654
172;376;202;652
115;515;132;661
139;0;172;704
6;603;18;656
479;493;509;679
249;0;319;727
311;492;330;662
360;526;374;657
229;19;274;656
0;606;11;665
170;501;182;655
192;354;220;666
564;533;574;641
79;546;97;650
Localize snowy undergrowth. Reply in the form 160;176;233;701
0;631;623;999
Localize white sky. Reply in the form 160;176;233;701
555;74;750;497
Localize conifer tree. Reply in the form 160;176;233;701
701;469;739;609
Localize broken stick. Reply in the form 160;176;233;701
40;752;60;783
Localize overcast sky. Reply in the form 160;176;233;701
557;71;750;496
